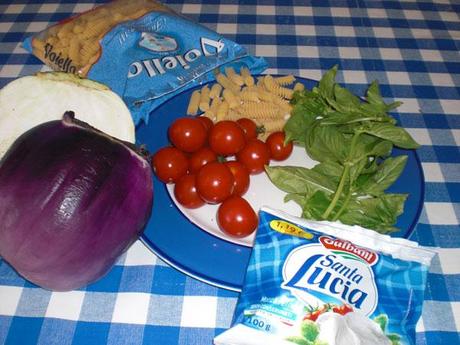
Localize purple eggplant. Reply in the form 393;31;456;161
0;112;153;291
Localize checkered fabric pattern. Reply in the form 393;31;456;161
0;1;459;344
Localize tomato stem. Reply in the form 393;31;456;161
257;125;266;136
217;155;227;163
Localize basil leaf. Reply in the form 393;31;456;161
336;123;362;134
376;193;407;222
354;158;381;190
349;157;369;185
330;84;361;113
362;122;419;149
350;136;393;165
359;102;398;120
303;190;357;222
302;191;333;220
305;123;349;163
385;101;403;111
284;112;309;145
359;156;408;195
284;193;308;208
285;92;323;144
339;194;407;233
339;208;395;233
320;111;371;125
361;158;379;174
367;140;393;158
349;134;378;161
318;65;338;101
365;81;402;114
366;81;385;106
265;166;337;196
322;109;395;125
312;161;344;184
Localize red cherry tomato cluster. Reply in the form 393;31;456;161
151;116;293;238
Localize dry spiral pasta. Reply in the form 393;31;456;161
236;102;280;120
274;75;296;86
187;90;201;115
30;0;173;76
209;83;222;99
186;68;304;139
263;75;294;99
225;67;245;86
199;85;211;112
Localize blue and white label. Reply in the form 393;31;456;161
85;12;267;124
213;208;435;345
282;244;378;316
128;36;225;78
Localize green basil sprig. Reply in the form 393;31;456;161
266;66;419;233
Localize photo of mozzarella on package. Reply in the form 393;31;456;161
214;207;435;345
22;0;267;125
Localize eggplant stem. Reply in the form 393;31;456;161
62;111;151;162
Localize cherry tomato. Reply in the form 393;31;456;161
217;196;258;238
266;131;293;161
225;161;250;196
236;139;270;174
196;116;214;133
168;117;207;153
151;146;188;183
208;120;246;156
236;118;258;140
333;304;353;315
189;146;217;173
174;174;204;209
196;161;234;204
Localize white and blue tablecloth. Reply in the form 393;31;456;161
0;1;459;344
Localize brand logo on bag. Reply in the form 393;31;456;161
128;37;225;79
139;32;178;53
319;236;378;265
43;43;77;74
281;242;378;316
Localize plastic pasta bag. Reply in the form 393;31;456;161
214;207;435;345
23;0;267;125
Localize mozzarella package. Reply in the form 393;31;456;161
214;207;435;345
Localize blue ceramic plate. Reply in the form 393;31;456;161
136;77;425;292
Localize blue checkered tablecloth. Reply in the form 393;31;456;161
0;1;459;344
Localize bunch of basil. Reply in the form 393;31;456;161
266;66;419;233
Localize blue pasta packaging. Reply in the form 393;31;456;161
23;0;267;125
214;207;435;345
